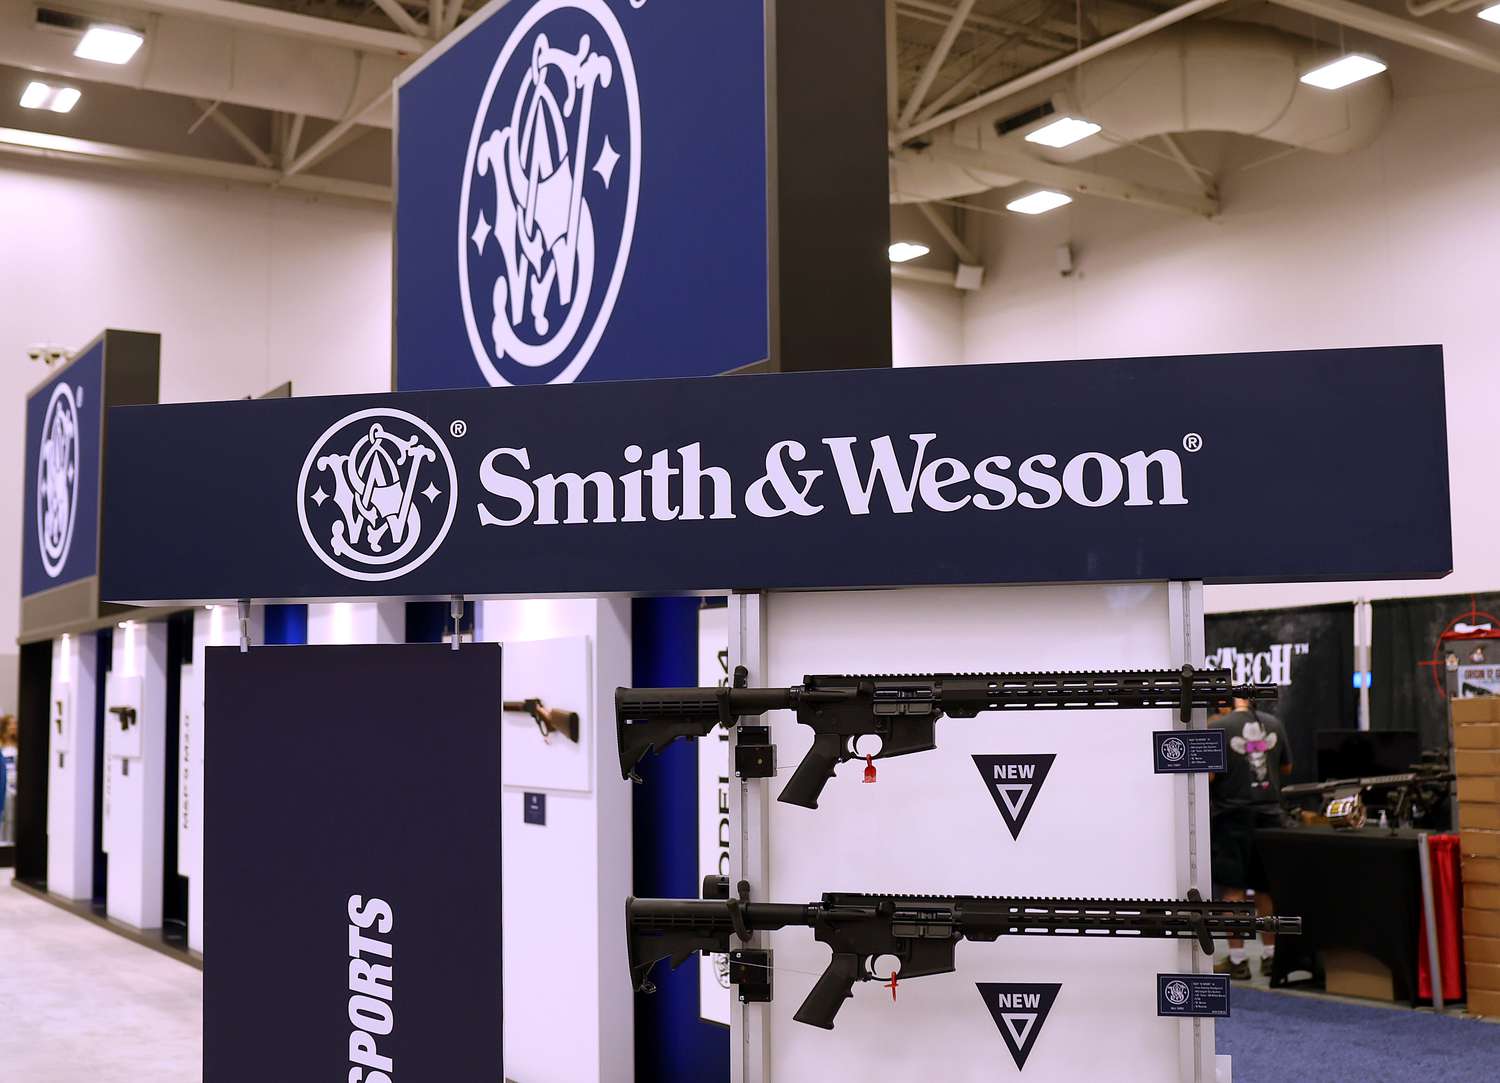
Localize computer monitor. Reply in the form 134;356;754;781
1315;729;1422;781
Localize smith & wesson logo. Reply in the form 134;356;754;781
460;0;641;386
37;380;82;578
298;409;458;581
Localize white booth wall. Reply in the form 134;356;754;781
892;53;1499;614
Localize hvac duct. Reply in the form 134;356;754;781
0;0;407;127
891;20;1392;204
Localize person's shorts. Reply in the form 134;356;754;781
1210;809;1280;892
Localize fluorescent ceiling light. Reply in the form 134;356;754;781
888;241;930;263
1300;54;1387;90
75;25;145;65
19;81;80;113
1480;3;1500;23
19;81;51;109
1006;190;1072;216
1025;116;1102;149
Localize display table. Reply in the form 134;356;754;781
1255;826;1432;1003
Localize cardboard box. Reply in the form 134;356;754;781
1469;988;1500;1018
1458;776;1500;804
1456;749;1500;776
1463;830;1500;857
1468;960;1500;993
1466;908;1500;939
1465;936;1500;965
1465;883;1500;910
1455;724;1500;750
1461;804;1500;831
1464;857;1500;885
1454;697;1500;725
1321;948;1395;1001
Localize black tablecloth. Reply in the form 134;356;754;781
1253;826;1424;1004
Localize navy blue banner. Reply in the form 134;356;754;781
100;347;1451;604
394;0;768;390
22;344;102;596
204;644;504;1081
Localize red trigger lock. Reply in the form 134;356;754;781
863;754;877;784
885;971;898;1002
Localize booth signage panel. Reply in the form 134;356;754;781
394;0;768;390
204;644;504;1081
101;347;1451;604
22;343;103;596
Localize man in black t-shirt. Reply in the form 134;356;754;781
1209;697;1292;980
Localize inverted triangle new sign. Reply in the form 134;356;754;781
972;755;1056;839
977;982;1061;1070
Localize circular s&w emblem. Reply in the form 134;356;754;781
460;0;641;386
297;409;458;581
1161;736;1187;764
1165;979;1190;1007
37;382;82;578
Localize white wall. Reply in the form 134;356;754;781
0;159;392;704
896;58;1500;614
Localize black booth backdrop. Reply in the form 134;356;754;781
1205;603;1357;785
1372;591;1500;753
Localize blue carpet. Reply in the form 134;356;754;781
1218;987;1500;1082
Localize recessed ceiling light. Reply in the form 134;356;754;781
1300;54;1387;90
1024;116;1102;149
19;81;80;113
19;81;51;109
1006;190;1072;216
888;241;930;263
75;25;145;65
1480;3;1500;22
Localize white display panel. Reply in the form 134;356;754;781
104;620;168;931
756;583;1193;1083
46;633;98;900
697;605;733;1027
479;599;634;1083
500;635;593;794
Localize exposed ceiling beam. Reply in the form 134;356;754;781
898;0;1076;51
371;0;427;39
899;0;978;127
285;87;393;176
895;0;1225;145
891;263;958;287
282;114;306;170
192;99;273;168
916;201;979;264
1157;133;1216;197
1266;0;1500;75
911;36;1017;124
0;126;391;203
912;143;1219;217
95;0;429;57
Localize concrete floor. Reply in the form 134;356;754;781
0;879;200;1082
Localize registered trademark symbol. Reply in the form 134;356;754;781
1182;433;1203;453
450;420;468;438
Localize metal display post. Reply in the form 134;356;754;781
728;592;771;1083
1416;832;1446;1012
1169;580;1216;1083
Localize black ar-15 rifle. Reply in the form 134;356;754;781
618;665;1275;808
629;889;1301;1029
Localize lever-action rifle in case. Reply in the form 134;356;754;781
629;889;1301;1029
617;665;1275;808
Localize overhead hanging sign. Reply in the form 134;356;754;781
393;0;769;390
22;343;103;597
100;346;1451;604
